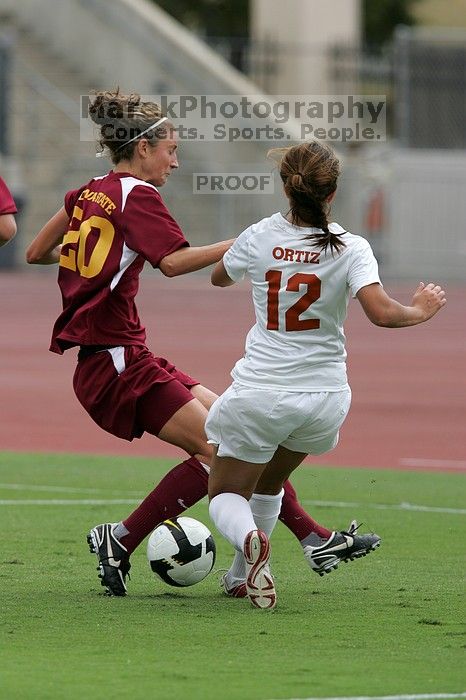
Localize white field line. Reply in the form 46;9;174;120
0;482;145;496
301;499;466;515
0;498;141;506
0;495;464;513
400;458;466;470
268;694;466;700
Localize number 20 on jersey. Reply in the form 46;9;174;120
59;205;115;278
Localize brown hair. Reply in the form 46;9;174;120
89;89;172;164
268;141;345;255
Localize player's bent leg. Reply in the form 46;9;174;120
278;427;382;576
190;383;219;411
87;457;211;595
236;445;381;581
280;479;332;542
157;397;213;465
208;449;267;502
86;383;214;596
209;449;273;603
220;489;283;599
210;481;276;610
119;457;209;552
255;445;308;495
218;446;303;598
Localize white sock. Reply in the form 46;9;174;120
209;492;256;552
226;490;284;582
113;522;129;540
250;490;284;537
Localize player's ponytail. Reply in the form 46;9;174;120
268;142;346;255
89;88;172;163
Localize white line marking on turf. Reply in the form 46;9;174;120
0;497;464;514
0;488;463;514
0;499;140;506
301;499;466;515
270;694;466;700
400;458;466;470
0;483;144;496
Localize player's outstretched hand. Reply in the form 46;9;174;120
412;282;446;321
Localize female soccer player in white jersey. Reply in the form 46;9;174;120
26;91;379;597
207;141;446;609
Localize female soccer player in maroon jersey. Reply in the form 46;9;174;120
26;90;379;596
0;176;17;247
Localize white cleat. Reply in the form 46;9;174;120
243;529;276;610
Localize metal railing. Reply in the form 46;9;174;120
205;31;466;149
394;26;466;149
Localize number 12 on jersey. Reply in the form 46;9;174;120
266;270;321;332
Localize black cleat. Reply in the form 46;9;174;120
304;520;381;576
87;523;131;596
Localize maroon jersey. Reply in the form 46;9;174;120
0;177;17;214
50;172;188;354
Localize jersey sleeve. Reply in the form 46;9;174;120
222;226;253;281
0;177;17;214
347;237;382;297
122;187;189;267
64;187;83;217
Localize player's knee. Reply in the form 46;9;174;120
194;441;213;467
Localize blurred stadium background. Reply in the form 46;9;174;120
0;0;465;279
1;9;464;696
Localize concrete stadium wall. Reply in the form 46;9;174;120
0;0;299;252
384;148;466;280
1;0;464;279
333;146;466;281
251;0;360;94
2;0;262;96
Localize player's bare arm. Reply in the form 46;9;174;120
26;207;70;265
357;281;446;327
0;213;17;246
211;260;235;287
159;238;235;277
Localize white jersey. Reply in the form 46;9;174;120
223;212;381;391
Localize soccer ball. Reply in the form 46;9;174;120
147;516;216;587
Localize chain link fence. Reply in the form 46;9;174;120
393;27;466;149
206;28;466;149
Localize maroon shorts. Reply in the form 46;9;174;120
73;345;199;441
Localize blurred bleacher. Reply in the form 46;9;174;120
0;0;291;261
0;0;465;279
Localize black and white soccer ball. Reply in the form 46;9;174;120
147;516;216;587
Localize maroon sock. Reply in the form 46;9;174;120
279;479;332;542
120;457;208;554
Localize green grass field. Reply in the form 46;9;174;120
1;452;464;700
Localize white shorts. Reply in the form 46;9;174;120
205;383;351;464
